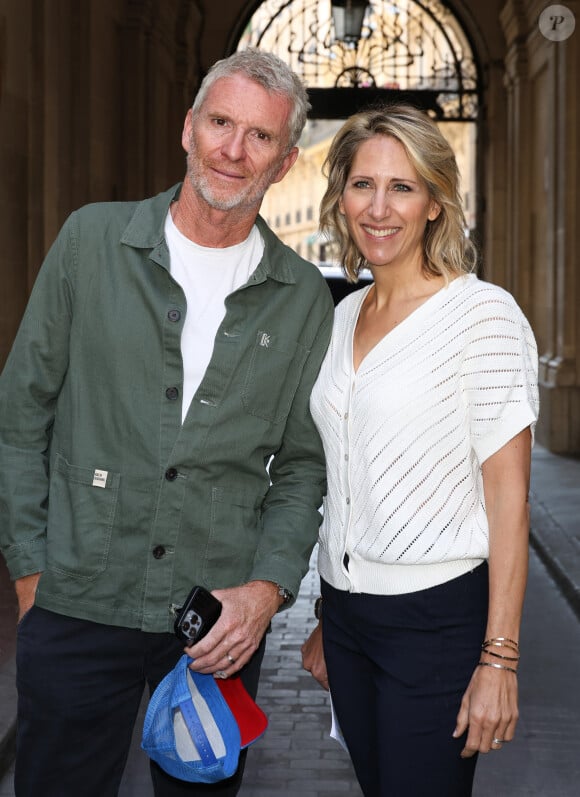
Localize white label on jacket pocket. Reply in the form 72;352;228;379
92;469;108;488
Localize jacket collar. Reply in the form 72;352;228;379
120;183;297;285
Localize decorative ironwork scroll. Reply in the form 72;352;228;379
237;0;479;120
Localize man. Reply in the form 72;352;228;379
0;49;333;796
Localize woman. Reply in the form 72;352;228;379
301;104;539;796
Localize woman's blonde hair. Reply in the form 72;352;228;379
319;103;478;281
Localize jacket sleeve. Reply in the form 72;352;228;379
249;286;334;603
0;214;77;579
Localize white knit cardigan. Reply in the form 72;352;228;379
310;274;539;595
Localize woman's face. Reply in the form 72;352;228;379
339;134;440;272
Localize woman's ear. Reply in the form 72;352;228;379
428;201;441;221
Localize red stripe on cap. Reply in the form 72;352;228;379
215;677;268;748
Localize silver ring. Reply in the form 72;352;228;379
227;653;236;665
214;670;228;680
492;738;505;745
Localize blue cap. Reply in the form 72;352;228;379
142;654;241;783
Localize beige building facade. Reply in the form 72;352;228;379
0;0;578;453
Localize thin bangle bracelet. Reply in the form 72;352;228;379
481;647;520;662
482;637;519;649
478;660;518;674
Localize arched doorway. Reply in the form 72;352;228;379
232;1;482;266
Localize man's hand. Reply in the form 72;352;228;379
185;580;282;676
301;623;329;690
14;573;41;621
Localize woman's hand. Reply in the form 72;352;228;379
301;622;329;690
454;662;519;756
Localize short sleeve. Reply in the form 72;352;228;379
461;287;539;465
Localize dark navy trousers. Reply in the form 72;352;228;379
321;563;489;797
15;606;265;797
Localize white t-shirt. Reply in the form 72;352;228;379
165;210;264;422
310;274;539;595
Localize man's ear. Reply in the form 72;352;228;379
181;108;194;154
271;147;299;184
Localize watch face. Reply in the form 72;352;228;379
278;586;291;603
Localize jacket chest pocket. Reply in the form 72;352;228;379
241;331;309;424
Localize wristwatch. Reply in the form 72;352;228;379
277;584;292;604
314;596;322;620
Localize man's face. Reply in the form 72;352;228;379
182;74;299;213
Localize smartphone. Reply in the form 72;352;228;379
174;586;222;645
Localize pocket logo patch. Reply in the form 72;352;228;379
92;469;108;488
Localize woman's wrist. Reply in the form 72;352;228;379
479;635;520;672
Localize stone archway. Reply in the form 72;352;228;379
235;0;480;121
233;0;481;265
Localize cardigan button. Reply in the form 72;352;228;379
167;309;181;322
165;387;179;401
152;545;166;559
165;467;178;481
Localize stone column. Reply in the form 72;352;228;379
501;0;580;453
0;2;33;367
537;2;580;452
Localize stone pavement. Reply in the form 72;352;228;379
1;442;580;794
527;445;580;617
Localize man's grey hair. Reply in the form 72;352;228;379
191;48;310;151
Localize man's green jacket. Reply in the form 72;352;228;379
0;184;334;631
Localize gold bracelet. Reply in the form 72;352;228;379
482;636;519;650
478;660;518;674
481;647;520;662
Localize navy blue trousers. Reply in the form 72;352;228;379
321;563;488;797
15;607;265;797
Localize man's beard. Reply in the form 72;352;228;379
186;139;284;212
